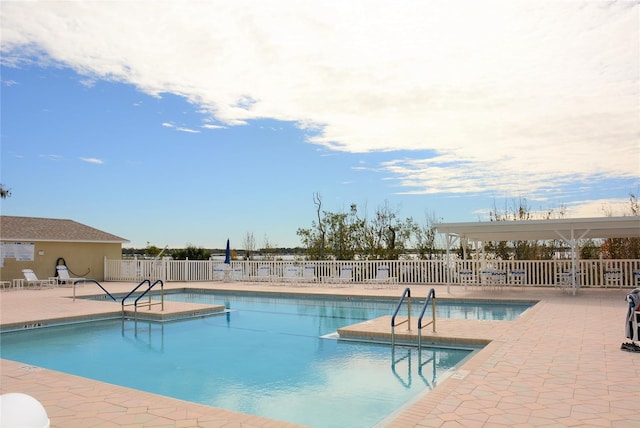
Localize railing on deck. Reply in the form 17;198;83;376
121;279;165;322
72;279;117;302
391;288;411;347
105;258;640;288
418;288;436;349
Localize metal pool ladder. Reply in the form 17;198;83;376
418;288;436;349
391;287;411;347
121;279;164;323
391;287;436;347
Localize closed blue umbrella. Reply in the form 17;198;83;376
224;239;231;264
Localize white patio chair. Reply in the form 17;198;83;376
480;269;505;290
56;265;85;285
480;270;494;289
249;265;272;282
557;270;581;293
298;265;317;285
509;270;526;289
329;266;353;288
212;265;226;281
556;271;569;291
231;266;244;281
492;271;507;290
21;269;54;288
604;268;622;288
365;266;396;289
458;270;476;290
282;265;301;283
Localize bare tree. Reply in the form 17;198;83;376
414;212;440;260
262;234;277;260
487;197;566;260
601;193;640;259
296;192;330;260
314;193;326;258
242;232;256;260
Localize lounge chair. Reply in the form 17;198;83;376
231;266;244;281
299;265;317;285
282;265;301;284
480;270;494;288
509;270;526;288
365;266;397;289
458;270;476;290
604;268;622;288
21;269;55;288
56;265;85;285
556;269;581;293
481;269;506;290
249;265;272;282
328;266;353;287
212;265;226;281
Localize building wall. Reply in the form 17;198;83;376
0;242;122;282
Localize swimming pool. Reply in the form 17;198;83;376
160;289;533;321
0;292;529;427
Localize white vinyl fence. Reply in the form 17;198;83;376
105;258;640;288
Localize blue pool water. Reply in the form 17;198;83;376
161;290;533;321
0;293;531;427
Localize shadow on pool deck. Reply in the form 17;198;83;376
1;281;639;427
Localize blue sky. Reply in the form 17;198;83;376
1;1;638;249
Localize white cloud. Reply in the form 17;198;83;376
566;197;636;218
1;0;638;197
175;127;200;134
80;157;104;165
202;124;226;130
162;122;199;133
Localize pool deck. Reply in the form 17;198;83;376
1;281;639;427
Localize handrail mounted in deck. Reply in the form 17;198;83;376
121;279;151;308
417;288;436;349
72;279;117;302
391;287;411;347
121;279;165;322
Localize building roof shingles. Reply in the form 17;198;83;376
0;216;129;243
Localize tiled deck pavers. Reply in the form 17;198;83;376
2;281;639;427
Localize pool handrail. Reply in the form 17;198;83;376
121;279;151;309
391;287;411;347
72;279;117;302
133;279;164;310
124;279;164;323
417;288;436;349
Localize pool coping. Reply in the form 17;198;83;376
0;299;227;333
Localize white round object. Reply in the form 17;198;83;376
0;393;50;428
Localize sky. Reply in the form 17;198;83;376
1;0;638;249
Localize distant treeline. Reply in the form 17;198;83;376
121;246;434;260
123;194;639;261
122;246;309;260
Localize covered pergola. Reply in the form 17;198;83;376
435;216;640;293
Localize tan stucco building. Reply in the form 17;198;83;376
0;216;128;282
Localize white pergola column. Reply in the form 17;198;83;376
554;227;590;295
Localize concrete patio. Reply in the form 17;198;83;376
1;281;639;427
